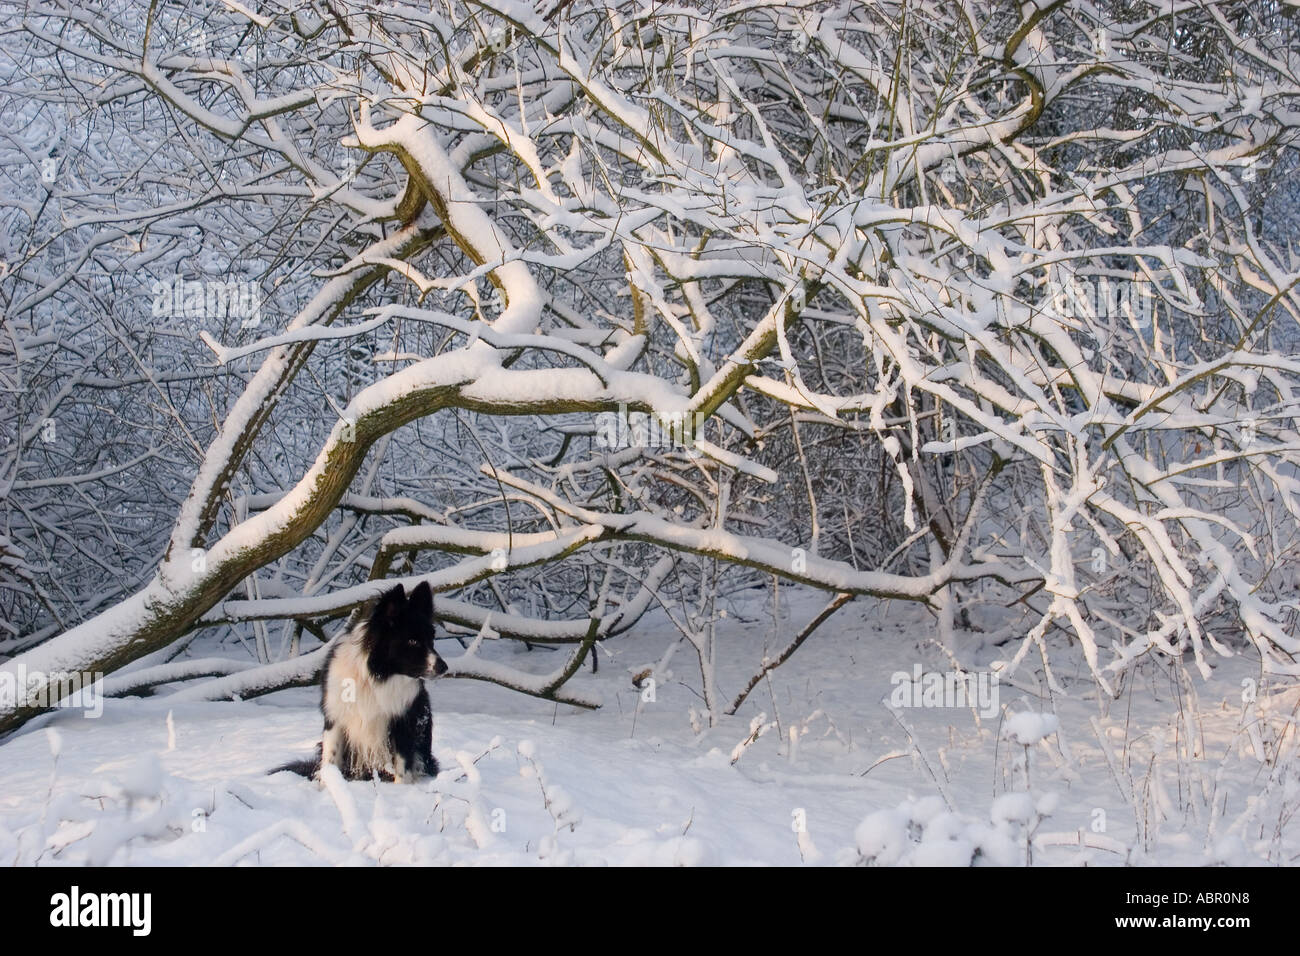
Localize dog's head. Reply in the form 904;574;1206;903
363;581;448;681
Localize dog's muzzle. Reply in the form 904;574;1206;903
425;653;448;679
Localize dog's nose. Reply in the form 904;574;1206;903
434;656;448;677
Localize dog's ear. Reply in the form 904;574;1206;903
409;580;434;619
371;583;407;625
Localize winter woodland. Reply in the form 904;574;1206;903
0;0;1298;865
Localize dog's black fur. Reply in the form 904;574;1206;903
271;581;446;782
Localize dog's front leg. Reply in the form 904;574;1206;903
390;753;414;784
320;724;345;783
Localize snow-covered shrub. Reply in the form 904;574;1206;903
852;792;1059;867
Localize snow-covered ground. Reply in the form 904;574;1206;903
1;588;1295;866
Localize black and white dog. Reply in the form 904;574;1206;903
274;581;447;783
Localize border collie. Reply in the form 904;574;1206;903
273;581;446;782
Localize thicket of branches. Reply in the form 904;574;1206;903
2;0;1299;731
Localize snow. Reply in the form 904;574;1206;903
1001;712;1060;746
990;791;1037;826
854;807;912;865
1;590;1294;866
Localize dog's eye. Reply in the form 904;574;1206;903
408;638;419;646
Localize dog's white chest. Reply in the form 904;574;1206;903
323;638;420;770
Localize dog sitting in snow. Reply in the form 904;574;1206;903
274;581;447;782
